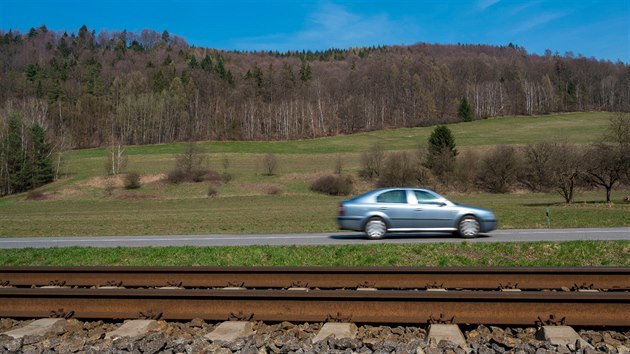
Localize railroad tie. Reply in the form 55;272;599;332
204;321;255;343
1;318;67;339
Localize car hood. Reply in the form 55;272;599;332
456;204;496;218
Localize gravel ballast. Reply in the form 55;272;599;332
1;318;628;353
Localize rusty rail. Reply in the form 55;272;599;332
0;287;627;326
1;266;628;290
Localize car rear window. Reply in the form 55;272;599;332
414;190;439;203
376;190;407;203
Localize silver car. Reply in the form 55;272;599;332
337;188;497;239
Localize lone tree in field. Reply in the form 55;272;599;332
263;153;279;176
175;141;208;182
425;125;458;178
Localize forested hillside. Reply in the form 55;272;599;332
1;25;628;148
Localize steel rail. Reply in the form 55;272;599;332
1;266;628;290
0;288;628;326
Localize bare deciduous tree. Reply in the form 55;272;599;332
262;153;279;176
583;143;625;203
476;145;520;193
548;144;583;204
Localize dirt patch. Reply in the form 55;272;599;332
24;190;49;201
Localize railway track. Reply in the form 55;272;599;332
0;266;628;326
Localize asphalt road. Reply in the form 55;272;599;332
0;227;628;248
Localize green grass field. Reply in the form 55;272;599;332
1;112;628;267
0;111;628;238
1;241;628;266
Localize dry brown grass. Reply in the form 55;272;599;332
239;183;284;195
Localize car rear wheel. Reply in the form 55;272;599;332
365;217;387;239
458;215;480;238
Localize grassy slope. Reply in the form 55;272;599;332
0;112;628;238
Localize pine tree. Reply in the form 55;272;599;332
30;123;55;187
425;125;458;177
458;97;472;122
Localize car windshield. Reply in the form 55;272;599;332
376;190;407;203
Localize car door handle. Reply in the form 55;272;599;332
379;207;389;210
415;208;424;211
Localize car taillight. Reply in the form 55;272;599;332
338;203;345;216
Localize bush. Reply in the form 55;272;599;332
453;150;479;192
359;143;384;180
377;152;418;187
263;153;279;176
207;184;219;198
221;172;233;183
476;145;520;193
310;174;354;196
266;185;283;195
124;172;141;189
167;168;186;184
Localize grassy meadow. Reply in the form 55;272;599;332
0;111;629;238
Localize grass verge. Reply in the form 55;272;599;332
0;241;628;266
1;190;628;237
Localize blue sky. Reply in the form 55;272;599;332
1;0;628;62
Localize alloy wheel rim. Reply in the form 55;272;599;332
460;218;480;236
366;220;386;238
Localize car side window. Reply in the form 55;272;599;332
376;190;408;204
414;190;439;204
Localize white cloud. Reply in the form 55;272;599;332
513;12;565;33
230;2;419;51
478;0;501;10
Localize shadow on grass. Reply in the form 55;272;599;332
523;200;625;207
330;233;493;240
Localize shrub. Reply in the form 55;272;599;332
124;172;141;189
263;153;279;175
167;168;186;184
310;174;354;196
359;143;384;180
191;168;208;183
453;150;480;192
377;152;418;187
476;145;520;193
221;172;233;183
103;177;115;197
207;184;219;198
266;185;283;195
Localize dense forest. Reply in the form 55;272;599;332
0;25;629;149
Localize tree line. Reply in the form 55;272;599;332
0;115;54;196
0;25;628;151
354;114;630;203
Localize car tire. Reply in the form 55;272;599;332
458;215;480;238
365;217;387;239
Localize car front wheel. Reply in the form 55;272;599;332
365;217;387;239
458;215;480;238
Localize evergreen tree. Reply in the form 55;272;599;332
458;97;473;122
425;125;458;177
200;55;213;72
30;123;55;187
5;116;32;193
299;61;312;83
